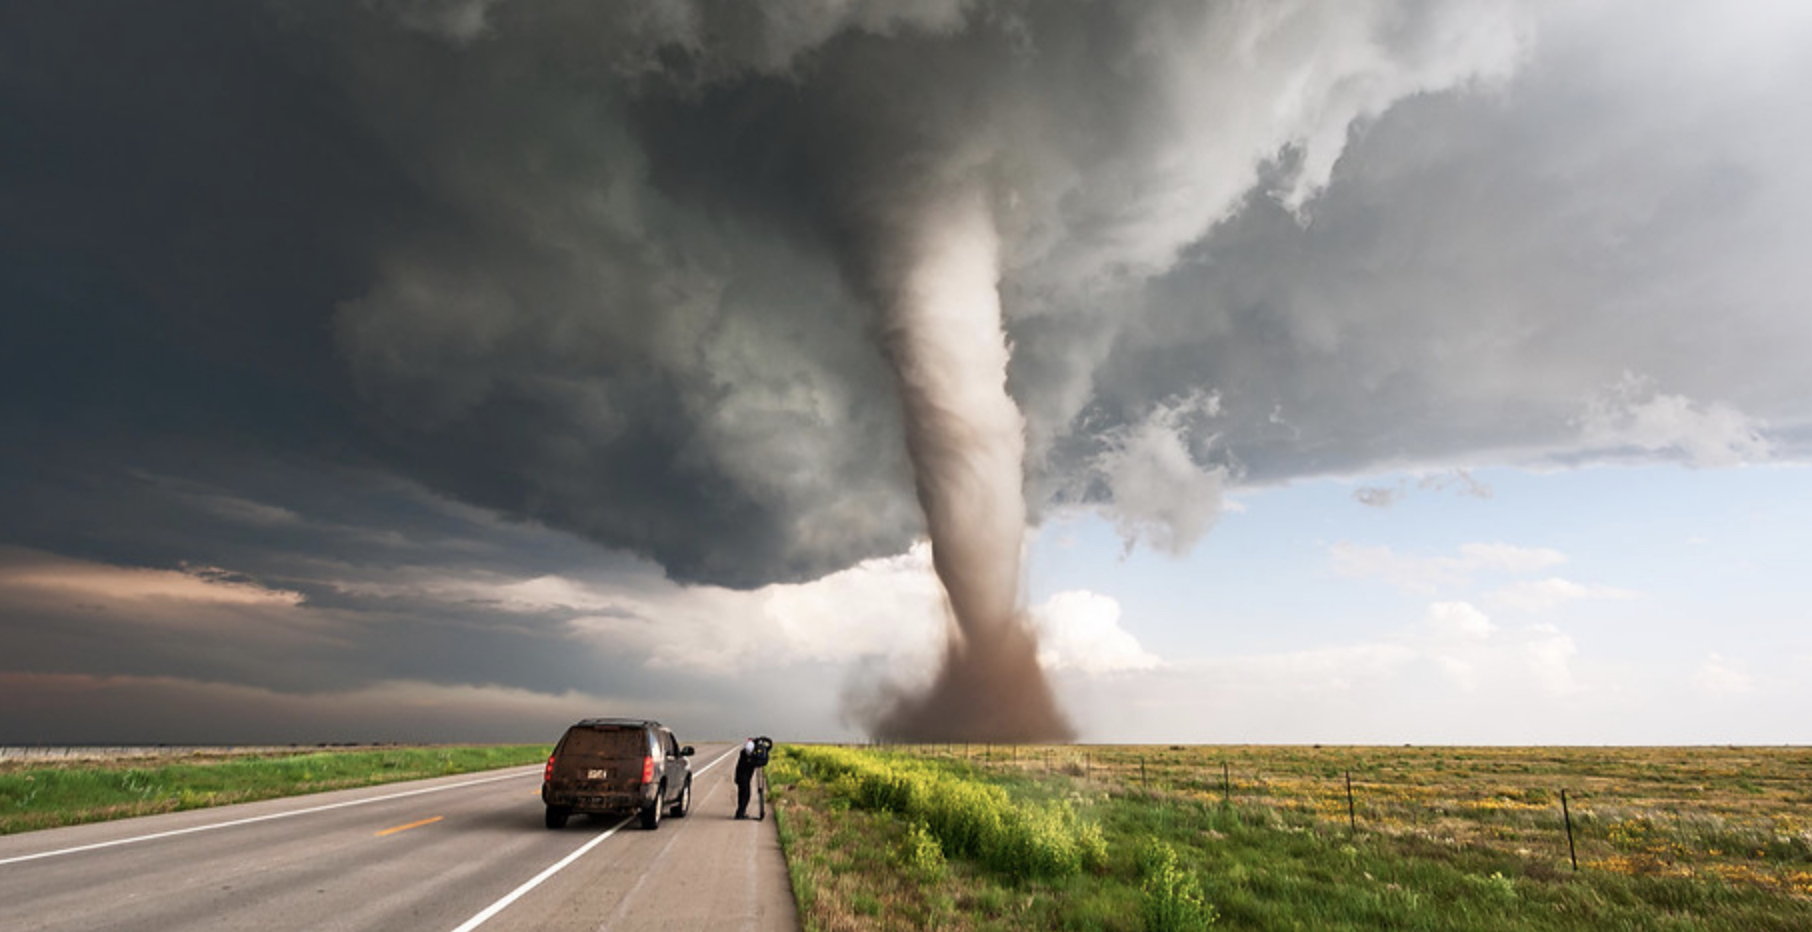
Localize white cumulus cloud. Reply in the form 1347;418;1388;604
1030;590;1162;675
1091;391;1230;557
1427;601;1496;639
1522;624;1579;697
1488;577;1638;612
1330;541;1566;593
1578;373;1772;468
1692;653;1754;696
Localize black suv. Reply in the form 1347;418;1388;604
541;718;694;829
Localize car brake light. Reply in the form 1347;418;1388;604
544;754;555;782
641;755;655;783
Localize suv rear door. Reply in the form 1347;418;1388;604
558;724;647;798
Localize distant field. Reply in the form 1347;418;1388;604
0;744;550;835
769;744;1812;932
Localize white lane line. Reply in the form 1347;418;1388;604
445;746;740;932
444;815;634;932
0;766;540;867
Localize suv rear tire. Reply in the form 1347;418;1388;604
639;790;663;830
545;805;570;829
669;778;691;818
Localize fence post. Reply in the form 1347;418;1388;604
1346;770;1357;833
1561;789;1579;872
1223;760;1231;805
1141;759;1148;791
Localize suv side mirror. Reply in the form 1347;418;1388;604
680;745;695;756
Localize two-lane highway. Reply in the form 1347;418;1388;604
0;743;798;932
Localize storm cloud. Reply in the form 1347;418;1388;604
4;1;1809;741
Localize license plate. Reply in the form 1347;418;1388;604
587;769;607;779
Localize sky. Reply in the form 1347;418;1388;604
2;0;1808;746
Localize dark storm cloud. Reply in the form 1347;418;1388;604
1;0;1539;589
0;450;793;742
1069;3;1812;496
0;456;644;690
6;0;1812;740
1;0;921;588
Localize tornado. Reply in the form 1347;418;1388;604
860;187;1074;743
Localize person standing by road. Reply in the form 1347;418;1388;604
733;736;772;819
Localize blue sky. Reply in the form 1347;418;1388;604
1036;464;1811;658
1023;464;1810;743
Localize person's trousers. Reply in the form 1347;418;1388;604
734;760;755;816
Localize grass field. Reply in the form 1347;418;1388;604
0;744;550;835
9;740;1807;930
769;744;1812;932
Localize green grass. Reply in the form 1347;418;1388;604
770;745;1812;932
794;745;1107;880
0;745;549;835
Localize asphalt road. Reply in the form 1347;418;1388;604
0;743;799;932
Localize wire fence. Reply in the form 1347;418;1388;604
849;742;1812;894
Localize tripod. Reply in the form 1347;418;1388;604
756;766;769;821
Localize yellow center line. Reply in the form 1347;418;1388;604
375;816;443;837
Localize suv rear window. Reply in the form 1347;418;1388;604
562;727;648;758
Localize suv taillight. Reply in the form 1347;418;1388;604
641;755;655;783
544;754;555;783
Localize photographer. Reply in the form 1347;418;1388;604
733;736;773;819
